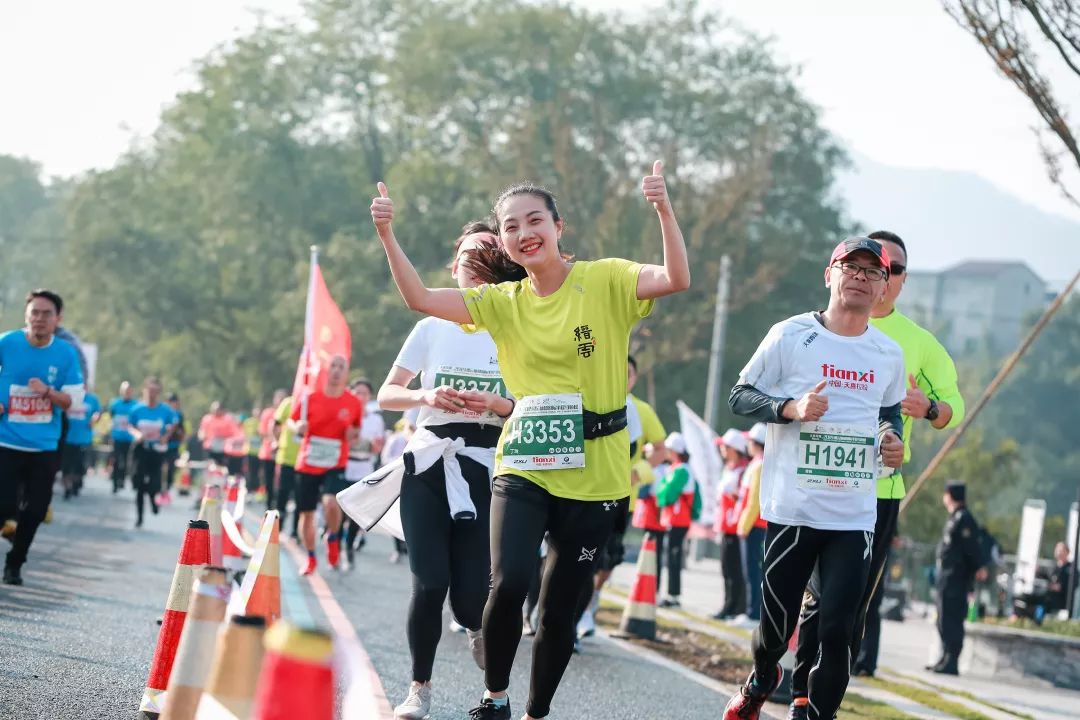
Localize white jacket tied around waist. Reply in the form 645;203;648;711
336;426;496;541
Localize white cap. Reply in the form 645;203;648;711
664;432;687;455
721;428;748;455
748;423;767;446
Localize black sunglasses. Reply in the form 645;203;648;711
890;263;906;276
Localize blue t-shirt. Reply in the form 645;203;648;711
109;397;139;441
66;392;101;447
0;330;85;452
129;402;178;454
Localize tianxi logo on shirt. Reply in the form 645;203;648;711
821;362;874;392
573;325;596;358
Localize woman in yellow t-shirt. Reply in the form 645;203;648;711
368;162;690;720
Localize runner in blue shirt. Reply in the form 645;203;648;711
62;387;101;499
128;377;178;528
108;382;138;493
1;290;84;586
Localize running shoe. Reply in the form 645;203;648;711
786;697;809;720
393;682;431;719
302;555;317;576
346;538;356;566
576;608;596;639
659;596;681;608
0;519;15;542
327;538;341;569
466;698;510;719
389;550;401;564
466;629;485;670
722;664;784;720
522;613;536;637
3;564;23;586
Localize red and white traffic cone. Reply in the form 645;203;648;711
196;614;267;719
139;520;211;718
614;534;659;641
251;622;334;720
196;484;224;567
238;510;281;624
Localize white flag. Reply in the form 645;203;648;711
676;400;722;527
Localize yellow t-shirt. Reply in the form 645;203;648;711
463;258;654;501
273;397;300;467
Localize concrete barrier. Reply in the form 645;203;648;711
963;622;1080;690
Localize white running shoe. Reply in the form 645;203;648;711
394;682;432;719
466;628;485;670
448;618;466;634
576;607;596;639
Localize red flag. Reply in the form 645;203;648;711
292;252;351;399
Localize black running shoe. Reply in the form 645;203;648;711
3;564;23;586
467;698;511;719
786;699;809;720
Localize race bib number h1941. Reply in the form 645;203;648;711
796;422;876;493
502;394;585;470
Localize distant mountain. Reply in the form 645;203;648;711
834;153;1079;290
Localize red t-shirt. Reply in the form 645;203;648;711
291;390;363;475
200;413;240;453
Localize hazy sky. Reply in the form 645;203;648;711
2;0;1078;221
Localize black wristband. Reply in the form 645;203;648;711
926;399;940;422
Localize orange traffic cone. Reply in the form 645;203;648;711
238;510;281;623
197;484;224;567
178;466;193;497
251;622;334;720
160;566;231;720
615;533;659;641
196;615;267;719
139;520;211;718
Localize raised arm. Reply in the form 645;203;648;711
371;182;473;324
635;161;691;300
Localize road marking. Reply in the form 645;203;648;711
279;534;394;720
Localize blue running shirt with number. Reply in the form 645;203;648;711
737;312;905;532
393;317;509;429
129;402;178;453
109;397;139;441
0;330;85;452
66;392;102;446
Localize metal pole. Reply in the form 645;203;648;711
900;268;1080;513
1068;489;1080;619
703;255;732;430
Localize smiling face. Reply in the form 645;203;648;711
495;193;564;270
825;249;888;313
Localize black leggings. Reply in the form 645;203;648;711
111;441;132;489
399;423;496;683
751;522;872;720
720;532;745;616
792;499;899;696
0;447;57;569
484;475;626;719
275;464;297;535
132;446;164;523
667;525;688;597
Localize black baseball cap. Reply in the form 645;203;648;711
829;236;891;269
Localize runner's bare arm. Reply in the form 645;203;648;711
370;183;472;324
636;161;691;300
378;365;467;414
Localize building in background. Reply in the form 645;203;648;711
902;261;1047;356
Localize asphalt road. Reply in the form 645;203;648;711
2;472;758;720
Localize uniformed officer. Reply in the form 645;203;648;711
928;480;987;674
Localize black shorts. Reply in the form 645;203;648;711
598;508;630;571
296;469;344;512
226;455;244;476
208;450;227;466
61;444;88;477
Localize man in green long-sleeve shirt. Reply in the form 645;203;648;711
788;230;966;714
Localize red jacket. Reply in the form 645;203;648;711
714;460;747;536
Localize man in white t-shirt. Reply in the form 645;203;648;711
721;236;906;720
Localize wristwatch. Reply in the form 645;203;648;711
925;399;940;422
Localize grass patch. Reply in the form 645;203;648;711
839;692;923;719
980;616;1080;638
864;677;999;720
603;584;753;639
886;670;1035;719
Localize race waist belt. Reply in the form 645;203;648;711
582;406;627;440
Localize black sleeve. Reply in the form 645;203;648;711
878;401;903;440
959;515;985;571
729;383;793;424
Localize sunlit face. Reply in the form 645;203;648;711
120;381;133;400
351;382;373;405
825;250;888;312
879;240;907;309
211;401;223;415
496;194;564;270
25;296;60;339
451;233;496;289
327;354;349;386
144;379;162;405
